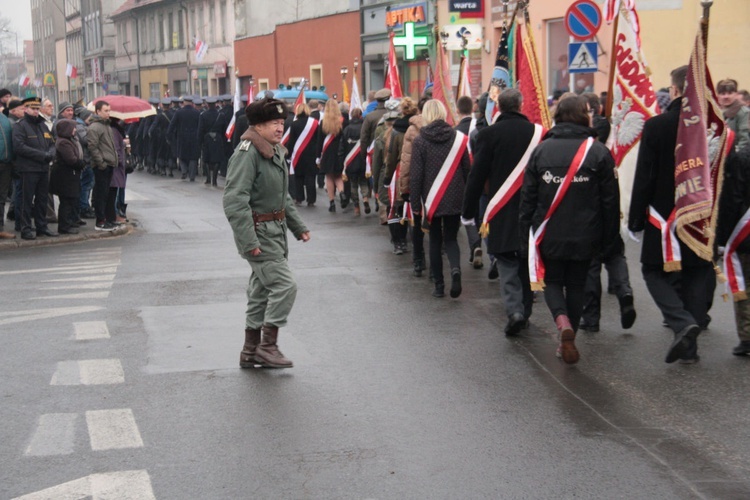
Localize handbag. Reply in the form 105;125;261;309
125;153;135;174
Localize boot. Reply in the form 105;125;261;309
432;282;445;298
340;192;349;209
212;169;218;186
413;257;424;277
449;268;462;298
240;327;263;368
329;200;336;212
255;325;294;368
555;315;579;364
354;206;361;216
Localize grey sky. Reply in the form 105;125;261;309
4;0;34;49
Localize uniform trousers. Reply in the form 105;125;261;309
294;173;317;204
348;174;370;206
543;258;591;331
494;251;533;320
20;171;50;234
179;159;198;181
246;258;298;329
642;263;714;334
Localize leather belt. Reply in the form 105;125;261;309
252;209;285;225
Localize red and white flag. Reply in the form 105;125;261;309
456;55;472;99
18;73;30;87
289;117;319;175
432;38;458;126
225;77;243;140
423;132;469;222
195;36;208;62
350;71;362;118
386;32;403;99
65;64;77;79
724;206;750;301
365;140;374;178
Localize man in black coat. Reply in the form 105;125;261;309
628;65;713;364
198;97;226;186
149;99;172;176
231;94;249;149
217;95;234;177
12;97;57;240
462;89;534;335
167;96;201;181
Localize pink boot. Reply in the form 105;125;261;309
555;315;579;365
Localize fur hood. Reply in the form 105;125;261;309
240;126;287;159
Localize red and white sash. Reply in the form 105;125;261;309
401;200;414;226
343;140;361;179
528;137;594;291
289;118;318;174
480;124;544;238
281;127;291;147
387;163;401;224
423;132;469;223
320;133;335;158
723;206;750;301
365;140;374;178
648;206;681;272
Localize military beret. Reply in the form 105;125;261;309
22;96;41;107
246;97;288;126
375;88;391;101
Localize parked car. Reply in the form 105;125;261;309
256;85;329;108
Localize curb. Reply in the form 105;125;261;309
0;223;135;251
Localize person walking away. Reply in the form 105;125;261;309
340;107;371;215
286;102;319;206
49;119;84;234
87;100;118;231
628;66;715;364
410;100;472;298
385;98;418;254
316;99;345;212
167;96;201;181
223;97;311;369
109;118;129;223
519;95;619;364
463;89;538;335
455;95;484;269
198;97;222;185
12;97;57;240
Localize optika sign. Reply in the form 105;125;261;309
386;2;427;28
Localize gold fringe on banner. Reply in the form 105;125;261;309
530;280;545;292
663;261;682;272
479;222;490;239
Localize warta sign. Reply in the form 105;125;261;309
450;1;484;18
386;2;428;28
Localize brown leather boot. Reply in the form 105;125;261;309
240;328;263;368
555;315;579;365
255;325;294;368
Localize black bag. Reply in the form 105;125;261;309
125;153;135;174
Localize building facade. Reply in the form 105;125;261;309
31;0;66;105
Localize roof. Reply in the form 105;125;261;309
110;0;166;19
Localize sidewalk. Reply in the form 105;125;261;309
0;219;133;250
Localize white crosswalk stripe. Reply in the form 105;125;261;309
12;470;156;499
51;359;125;385
73;321;111;340
86;409;144;451
24;413;78;456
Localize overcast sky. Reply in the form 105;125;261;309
6;0;34;46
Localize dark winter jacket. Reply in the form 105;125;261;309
110;120;127;189
360;102;386;161
149;109;172;161
338;118;364;176
11;113;55;173
286;113;318;177
519;122;619;261
316;121;343;176
628;98;708;267
455;116;472;136
463;112;537;255
231;110;249;149
87;114;117;170
384;115;412;192
49;119;83;198
717;144;750;253
0;112;13;162
409;120;471;218
167;104;202;160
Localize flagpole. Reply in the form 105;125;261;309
605;5;620;119
700;0;713;53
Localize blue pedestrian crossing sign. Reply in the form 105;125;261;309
568;42;598;74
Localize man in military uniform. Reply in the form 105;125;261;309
167;96;201;181
149;99;172;176
223;97;310;369
198;97;223;185
217;94;235;177
231;94;249;149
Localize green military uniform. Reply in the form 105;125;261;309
223;128;308;330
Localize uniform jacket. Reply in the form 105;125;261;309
519;122;619;261
338;118;363;176
463;112;536;254
87;115;118;170
316;122;343;176
717;144;750;253
286;113;318;177
167;104;202;160
223;127;308;262
149;110;172;161
628;98;708;267
11;113;55;173
398;114;423;196
409;120;471;218
49;119;83;198
198;106;224;164
724;101;749;152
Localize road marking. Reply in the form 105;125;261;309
51;359;124;385
125;189;149;201
0;263;119;276
53;267;119;275
24;413;77;456
40;282;114;290
86;409;144;450
73;321;111;340
0;306;104;327
12;470;155;500
42;274;117;282
33;291;111;300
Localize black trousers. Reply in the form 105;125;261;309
642;263;714;334
411;213;425;260
582;249;633;326
429;214;461;286
20;171;50;234
294;174;317;204
57;195;78;232
92;167;114;224
543;259;591;332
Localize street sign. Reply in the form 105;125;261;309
568;42;598;74
565;0;602;41
393;22;429;61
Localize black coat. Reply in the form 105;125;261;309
12;113;55;173
339;118;364;176
167;104;201;160
287;114;318;176
140;115;156;159
463;112;536;254
519;122;619;261
217;106;234;160
149;110;171;161
316;126;343;175
231;110;249;149
49;119;83;198
198;107;224;164
716;145;750;252
455;116;472;136
628;98;708;267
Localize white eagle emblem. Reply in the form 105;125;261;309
612;85;646;148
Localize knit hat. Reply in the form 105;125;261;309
0;88;11;99
58;101;73;114
246;97;288;125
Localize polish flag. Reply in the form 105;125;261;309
18;73;30;87
65;64;77;79
225;77;242;140
195;36;208;62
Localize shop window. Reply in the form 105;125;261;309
150;82;160;99
258;79;269;92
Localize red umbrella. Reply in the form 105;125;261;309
86;95;156;122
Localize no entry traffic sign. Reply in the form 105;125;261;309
565;0;602;41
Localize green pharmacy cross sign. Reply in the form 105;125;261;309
393;22;428;61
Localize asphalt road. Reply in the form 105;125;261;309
1;170;749;499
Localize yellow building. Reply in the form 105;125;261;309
442;0;750;99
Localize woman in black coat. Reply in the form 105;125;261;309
287;103;319;206
519;95;619;365
316;99;344;212
410;99;471;299
50;119;84;234
339;107;369;215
